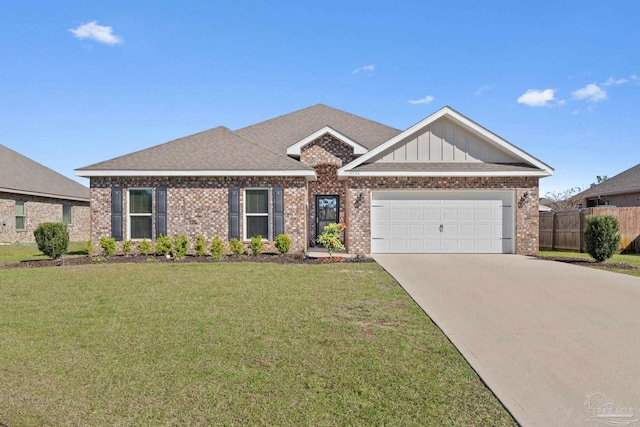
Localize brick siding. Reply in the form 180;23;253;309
0;192;90;243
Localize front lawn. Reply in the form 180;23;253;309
0;263;514;426
538;251;640;277
0;241;86;265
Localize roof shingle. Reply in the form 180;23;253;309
577;163;640;198
0;144;89;201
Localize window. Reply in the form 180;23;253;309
63;205;72;224
15;201;25;230
128;189;153;239
244;189;269;239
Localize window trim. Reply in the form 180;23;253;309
127;188;154;241
15;200;25;230
244;188;270;241
62;205;72;225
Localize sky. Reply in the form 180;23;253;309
1;1;639;198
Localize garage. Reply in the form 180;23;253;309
371;191;515;254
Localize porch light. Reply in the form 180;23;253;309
357;192;365;203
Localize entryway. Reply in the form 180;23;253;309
315;195;339;237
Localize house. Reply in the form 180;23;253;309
0;144;90;243
75;104;553;255
575;163;640;208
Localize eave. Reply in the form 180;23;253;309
75;169;318;181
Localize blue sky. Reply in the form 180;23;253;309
1;1;638;197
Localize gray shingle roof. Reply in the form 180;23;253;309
576;163;640;199
0;144;89;201
353;162;542;173
235;104;401;153
77;126;312;172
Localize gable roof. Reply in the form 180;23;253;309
286;126;369;157
235;104;401;153
576;163;640;199
338;106;553;177
0;144;89;202
76;126;315;178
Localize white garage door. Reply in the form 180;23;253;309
371;191;514;254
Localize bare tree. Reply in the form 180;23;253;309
544;187;583;211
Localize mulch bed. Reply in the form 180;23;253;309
537;256;640;271
2;253;374;269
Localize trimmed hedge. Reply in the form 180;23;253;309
34;223;69;259
584;215;620;262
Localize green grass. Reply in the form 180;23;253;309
0;263;515;426
539;250;640;265
0;241;86;265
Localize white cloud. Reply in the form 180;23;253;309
69;21;122;45
517;89;556;107
408;95;434;105
572;83;607;102
474;84;491;96
603;76;628;86
352;64;375;74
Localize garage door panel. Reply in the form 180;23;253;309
371;191;514;254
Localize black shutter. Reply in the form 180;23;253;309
229;187;240;240
273;187;284;238
156;187;167;238
111;186;123;241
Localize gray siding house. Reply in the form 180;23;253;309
0;144;90;243
76;105;553;255
576;164;640;208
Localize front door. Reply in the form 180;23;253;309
316;195;339;237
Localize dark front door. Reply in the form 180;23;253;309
316;195;339;237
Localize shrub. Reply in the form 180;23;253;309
585;215;620;262
155;235;173;257
137;238;152;256
229;238;244;255
122;240;133;256
250;235;264;256
210;236;225;260
33;223;69;259
99;237;116;256
317;222;347;257
83;239;94;256
194;234;207;256
275;234;292;254
173;235;189;259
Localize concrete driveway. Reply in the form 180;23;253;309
374;254;640;427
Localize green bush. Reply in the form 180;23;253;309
83;239;94;256
137;238;152;256
275;234;292;254
194;234;207;256
173;235;189;259
250;235;264;256
33;223;69;259
210;236;225;260
122;240;133;256
229;238;244;255
99;237;116;257
155;235;172;257
585;215;621;262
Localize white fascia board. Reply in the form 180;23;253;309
339;106;554;176
286;126;368;156
75;169;317;180
0;187;89;202
337;170;552;178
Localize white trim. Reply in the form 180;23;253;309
75;169;317;180
338;170;550;178
286;126;368;157
0;187;89;202
338;106;554;177
244;188;270;241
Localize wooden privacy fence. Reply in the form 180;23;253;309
539;207;640;253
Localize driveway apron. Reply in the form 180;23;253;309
374;254;640;427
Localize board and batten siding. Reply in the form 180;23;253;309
377;117;519;163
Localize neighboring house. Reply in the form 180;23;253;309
75;104;553;255
0;144;90;243
575;163;640;208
